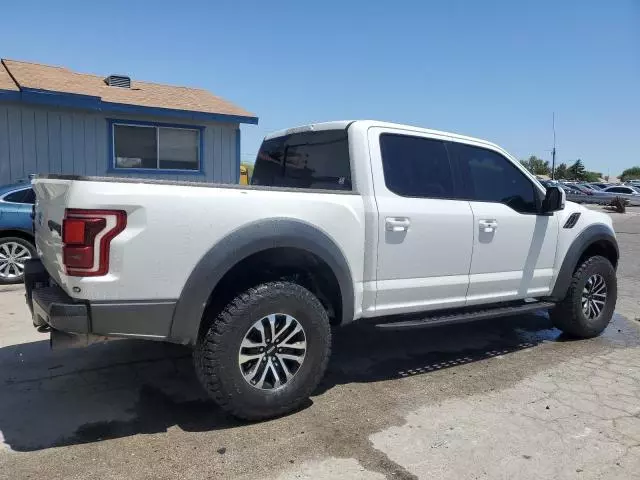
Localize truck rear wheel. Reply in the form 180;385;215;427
194;281;331;420
550;255;616;338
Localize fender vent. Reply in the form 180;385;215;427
563;212;581;229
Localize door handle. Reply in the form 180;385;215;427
385;217;411;232
478;219;498;233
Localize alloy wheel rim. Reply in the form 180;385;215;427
238;313;307;390
0;242;31;279
582;274;607;320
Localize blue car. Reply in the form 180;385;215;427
0;182;36;284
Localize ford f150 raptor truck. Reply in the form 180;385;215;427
25;120;618;420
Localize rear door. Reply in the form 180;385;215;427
449;142;559;303
368;128;474;316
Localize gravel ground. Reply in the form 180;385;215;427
0;208;639;480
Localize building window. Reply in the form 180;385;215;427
111;122;202;172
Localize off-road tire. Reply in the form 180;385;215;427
550;255;616;338
194;281;331;420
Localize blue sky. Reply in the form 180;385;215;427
1;0;638;176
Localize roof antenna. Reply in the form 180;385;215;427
551;112;557;180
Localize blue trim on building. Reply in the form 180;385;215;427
107;118;206;176
235;128;241;183
0;89;21;102
21;88;102;109
1;88;258;125
102;102;258;125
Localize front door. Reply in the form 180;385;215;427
368;128;474;316
449;142;559;303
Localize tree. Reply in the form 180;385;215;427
520;156;550;176
554;163;568;179
568;159;586;180
620;166;640;182
583;171;601;182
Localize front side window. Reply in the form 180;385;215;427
455;143;538;213
113;123;200;171
379;134;454;198
252;130;351;191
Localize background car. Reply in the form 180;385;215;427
559;183;614;205
0;182;35;284
604;185;640;195
568;183;596;195
557;184;587;203
578;183;606;192
601;185;640;206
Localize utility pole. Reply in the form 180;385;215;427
551;112;557;180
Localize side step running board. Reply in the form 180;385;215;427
375;301;556;330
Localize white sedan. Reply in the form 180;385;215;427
602;185;640;205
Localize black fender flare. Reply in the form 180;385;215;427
169;218;355;344
549;224;619;301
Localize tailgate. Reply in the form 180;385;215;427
32;178;73;288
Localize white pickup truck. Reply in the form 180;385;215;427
25;120;619;420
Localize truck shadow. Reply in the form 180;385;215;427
0;312;584;452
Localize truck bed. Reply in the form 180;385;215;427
31;175;366;306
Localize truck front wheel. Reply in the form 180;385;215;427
194;281;331;420
550;255;617;338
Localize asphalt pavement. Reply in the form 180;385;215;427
1;207;639;480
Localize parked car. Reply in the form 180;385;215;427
560;184;612;205
603;185;640;195
25;120;618;420
559;185;589;204
567;183;595;196
602;185;640;206
578;183;602;192
0;183;36;284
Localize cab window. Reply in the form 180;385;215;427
453;143;539;214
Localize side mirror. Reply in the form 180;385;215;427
541;186;565;214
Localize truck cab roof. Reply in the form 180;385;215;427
264;120;504;153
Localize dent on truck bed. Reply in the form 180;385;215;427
169;218;355;344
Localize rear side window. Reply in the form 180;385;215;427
252;130;351;191
22;189;35;204
3;188;34;204
379;134;454;198
454;143;538;214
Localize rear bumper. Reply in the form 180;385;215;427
32;286;91;333
25;259;90;333
24;258;176;342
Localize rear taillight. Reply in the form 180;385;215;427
62;209;127;277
